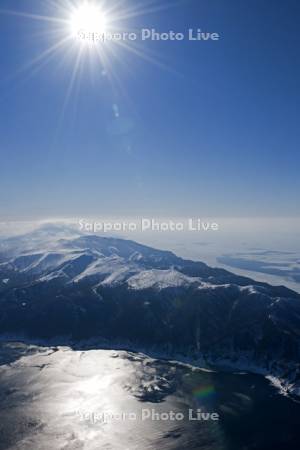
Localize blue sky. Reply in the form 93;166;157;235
0;0;299;220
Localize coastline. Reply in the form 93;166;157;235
1;333;299;402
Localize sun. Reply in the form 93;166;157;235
0;0;173;113
70;2;107;39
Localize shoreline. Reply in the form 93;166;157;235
1;333;299;402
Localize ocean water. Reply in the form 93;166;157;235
0;342;299;450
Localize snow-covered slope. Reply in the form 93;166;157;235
1;224;300;399
0;226;200;290
127;269;202;290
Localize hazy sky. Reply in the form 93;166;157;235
0;0;299;220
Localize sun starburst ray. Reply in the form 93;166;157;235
0;0;176;120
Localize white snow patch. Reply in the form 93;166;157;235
127;269;201;290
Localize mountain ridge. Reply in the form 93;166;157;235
0;224;300;398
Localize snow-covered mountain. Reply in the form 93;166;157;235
1;224;300;397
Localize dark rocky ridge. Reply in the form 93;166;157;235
0;225;299;396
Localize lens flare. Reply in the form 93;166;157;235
193;385;216;399
0;0;175;116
